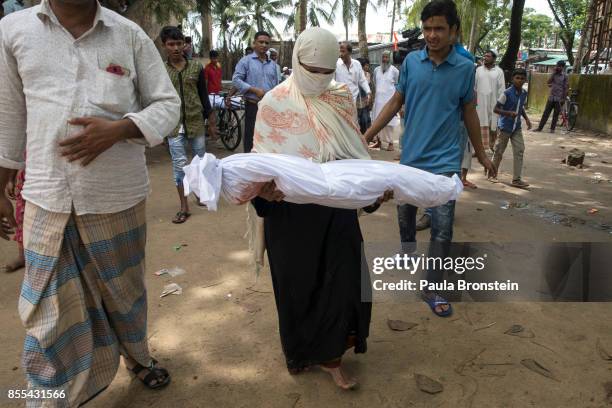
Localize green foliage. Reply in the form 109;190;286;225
284;0;339;36
546;0;587;62
143;0;193;24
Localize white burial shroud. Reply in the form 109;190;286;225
182;153;463;211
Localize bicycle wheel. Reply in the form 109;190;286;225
567;103;578;131
220;110;242;151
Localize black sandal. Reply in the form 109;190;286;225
129;358;171;389
172;211;191;224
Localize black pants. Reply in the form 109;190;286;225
537;100;561;131
244;101;258;153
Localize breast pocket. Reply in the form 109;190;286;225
89;69;136;114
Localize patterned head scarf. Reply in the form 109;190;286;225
252;27;369;163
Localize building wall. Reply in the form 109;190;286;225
527;72;612;134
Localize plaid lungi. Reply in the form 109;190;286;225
19;200;150;407
480;126;490;150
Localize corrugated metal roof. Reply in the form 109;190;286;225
533;55;569;65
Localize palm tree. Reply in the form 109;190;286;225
285;0;338;37
235;0;291;42
339;0;359;41
299;0;308;33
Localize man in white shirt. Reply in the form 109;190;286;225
335;42;371;107
0;1;180;405
475;50;505;151
370;51;400;151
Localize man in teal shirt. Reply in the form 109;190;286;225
365;0;496;317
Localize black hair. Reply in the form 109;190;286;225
254;31;271;41
485;49;497;59
421;0;460;29
160;26;184;44
245;46;253;53
362;57;370;65
209;50;219;58
557;60;566;67
341;41;353;53
185;36;192;44
512;68;527;78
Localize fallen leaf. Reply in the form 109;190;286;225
415;374;443;394
596;339;612;361
387;319;418;331
520;359;559;381
505;324;535;338
604;382;612;403
241;302;261;314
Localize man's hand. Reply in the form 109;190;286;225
59;117;126;166
258;180;284;202
0;196;16;241
5;171;17;200
208;125;218;140
252;88;266;99
526;118;532;130
376;189;394;205
477;153;497;178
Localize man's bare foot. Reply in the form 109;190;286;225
462;179;477;189
2;254;24;273
319;362;358;390
386;143;395;151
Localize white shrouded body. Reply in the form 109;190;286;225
183;153;463;211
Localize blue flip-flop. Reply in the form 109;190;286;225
422;293;453;317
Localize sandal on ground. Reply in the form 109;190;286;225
319;361;359;390
368;141;381;149
462;179;477;189
488;176;500;184
511;179;530;189
421;292;453;317
128;358;171;389
172;211;191;224
288;366;311;375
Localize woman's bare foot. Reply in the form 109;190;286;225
319;362;358;390
2;253;24;273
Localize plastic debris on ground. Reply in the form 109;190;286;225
160;283;183;297
154;267;186;277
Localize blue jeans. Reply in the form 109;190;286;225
168;133;205;186
358;108;371;134
397;173;457;289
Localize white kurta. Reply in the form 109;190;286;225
475;65;505;130
372;65;400;128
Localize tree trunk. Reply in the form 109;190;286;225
358;0;368;58
199;0;213;56
468;8;479;53
500;0;526;79
573;0;595;73
298;0;308;34
561;33;575;65
390;0;397;43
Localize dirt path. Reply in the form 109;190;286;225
0;124;610;407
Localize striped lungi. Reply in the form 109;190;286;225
19;200;150;407
480;126;491;150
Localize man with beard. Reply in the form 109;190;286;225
370;51;400;151
475;50;505;152
0;0;180;405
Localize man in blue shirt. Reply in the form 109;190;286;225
232;31;279;152
492;68;531;188
365;0;496;317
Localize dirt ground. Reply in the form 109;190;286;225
1;118;611;408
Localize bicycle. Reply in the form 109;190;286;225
210;92;244;151
558;89;579;131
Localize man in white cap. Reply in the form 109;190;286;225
269;47;283;83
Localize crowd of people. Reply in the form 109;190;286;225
0;0;572;406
